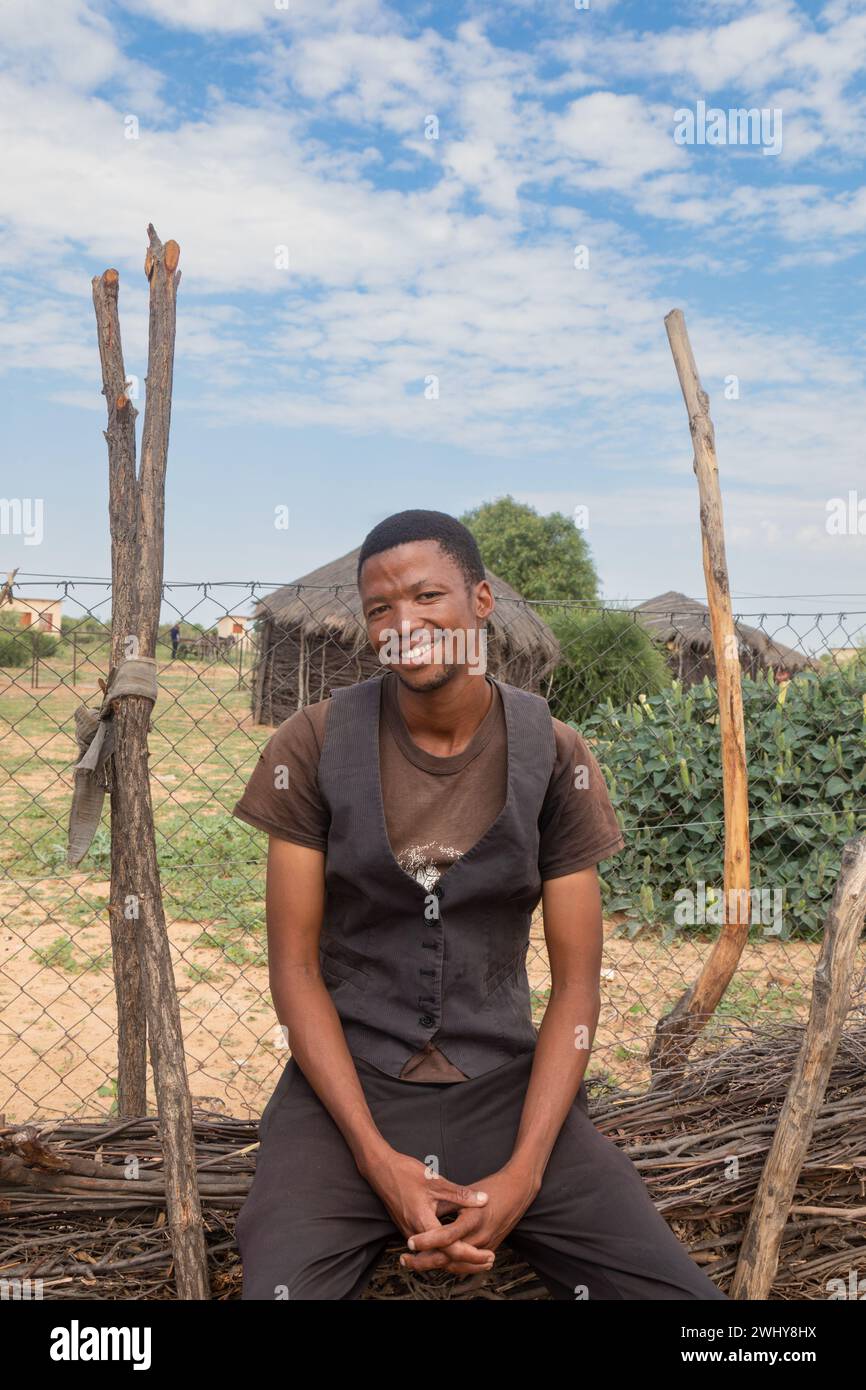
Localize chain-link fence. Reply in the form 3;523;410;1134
2;576;865;1125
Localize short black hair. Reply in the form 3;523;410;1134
356;509;485;592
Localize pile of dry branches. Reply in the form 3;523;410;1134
587;1016;866;1302
2;1018;864;1301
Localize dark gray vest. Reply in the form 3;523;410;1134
316;672;557;1078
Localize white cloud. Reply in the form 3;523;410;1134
553;92;687;189
118;0;400;41
0;0;120;87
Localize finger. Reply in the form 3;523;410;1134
401;1250;495;1275
408;1214;478;1251
402;1238;495;1269
426;1259;495;1280
424;1179;489;1210
400;1249;451;1272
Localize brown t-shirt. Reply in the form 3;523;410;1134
232;671;624;1081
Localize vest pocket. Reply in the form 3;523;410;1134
483;945;527;998
319;937;371;992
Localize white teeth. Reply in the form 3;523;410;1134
406;639;433;660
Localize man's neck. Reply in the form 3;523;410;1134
392;669;494;758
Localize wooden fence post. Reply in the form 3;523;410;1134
650;309;752;1076
92;224;209;1299
731;836;866;1298
92;265;148;1118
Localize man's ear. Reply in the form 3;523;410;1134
474;579;494;622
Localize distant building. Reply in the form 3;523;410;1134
215;613;253;651
2;596;63;633
633;591;814;687
828;647;861;667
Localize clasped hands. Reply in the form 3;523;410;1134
365;1149;539;1279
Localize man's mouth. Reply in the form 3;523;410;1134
402;632;436;666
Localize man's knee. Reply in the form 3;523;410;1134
237;1214;332;1300
236;1196;384;1301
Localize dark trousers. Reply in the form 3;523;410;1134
236;1050;730;1301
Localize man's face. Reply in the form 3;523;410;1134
358;539;493;692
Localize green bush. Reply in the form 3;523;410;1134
0;627;59;666
547;607;672;725
581;667;866;940
59;616;110;654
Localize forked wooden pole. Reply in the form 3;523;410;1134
92;226;208;1299
650;309;751;1077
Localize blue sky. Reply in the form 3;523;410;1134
1;0;865;633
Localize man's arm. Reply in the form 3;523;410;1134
506;864;603;1188
264;835;494;1271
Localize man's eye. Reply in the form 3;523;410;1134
418;591;443;600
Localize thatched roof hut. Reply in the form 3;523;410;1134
250;546;561;725
633;591;814;687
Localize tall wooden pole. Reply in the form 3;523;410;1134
92;266;147;1118
92;225;209;1298
650;309;751;1076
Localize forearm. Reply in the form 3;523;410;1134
270;965;393;1177
506;981;601;1189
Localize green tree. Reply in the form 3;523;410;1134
460;495;599;601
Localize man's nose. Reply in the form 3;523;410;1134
388;603;427;633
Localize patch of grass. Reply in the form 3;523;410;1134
184;962;223;985
189;924;266;967
30;936;112;973
699;973;809;1049
530;986;551;1019
97;1076;118;1117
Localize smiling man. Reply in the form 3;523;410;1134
232;509;729;1301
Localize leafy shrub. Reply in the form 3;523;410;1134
0;626;59;666
546;607;672;725
580;667;866;940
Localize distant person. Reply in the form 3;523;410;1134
169;623;180;659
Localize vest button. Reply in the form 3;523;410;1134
419;1014;434;1027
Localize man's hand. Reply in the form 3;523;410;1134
399;1164;540;1277
361;1147;498;1275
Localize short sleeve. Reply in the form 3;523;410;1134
538;720;624;879
231;703;330;850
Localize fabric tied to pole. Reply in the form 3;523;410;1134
66;656;159;866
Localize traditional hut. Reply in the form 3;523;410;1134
633;591;814;687
250;546;561;725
